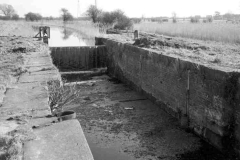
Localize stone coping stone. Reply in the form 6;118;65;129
24;119;94;160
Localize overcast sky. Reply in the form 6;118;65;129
1;0;240;18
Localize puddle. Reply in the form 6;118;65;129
86;136;135;160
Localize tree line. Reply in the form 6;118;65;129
0;4;19;20
1;3;240;25
0;3;133;30
86;5;133;30
0;3;75;22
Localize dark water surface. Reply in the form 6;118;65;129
47;27;95;47
86;136;135;160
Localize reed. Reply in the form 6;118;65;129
134;22;240;44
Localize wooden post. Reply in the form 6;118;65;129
134;30;139;39
38;27;42;40
43;36;48;44
39;27;42;38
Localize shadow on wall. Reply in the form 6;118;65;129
50;46;107;72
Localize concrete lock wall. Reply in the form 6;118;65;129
50;46;107;71
95;37;240;155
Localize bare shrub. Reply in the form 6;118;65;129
86;5;102;23
11;14;19;21
190;17;200;23
211;57;221;63
25;12;42;21
173;18;177;23
0;4;15;17
48;80;80;115
99;10;133;30
172;12;177;23
60;8;74;22
206;16;213;23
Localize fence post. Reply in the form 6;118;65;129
43;35;48;44
134;30;139;39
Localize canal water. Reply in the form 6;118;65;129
43;27;95;47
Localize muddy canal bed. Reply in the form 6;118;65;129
63;75;226;160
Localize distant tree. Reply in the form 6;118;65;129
49;16;54;20
100;12;115;24
86;5;102;23
11;14;19;20
111;10;132;29
172;12;177;23
0;15;10;20
190;16;200;23
44;16;54;21
206;15;213;22
25;12;42;21
0;4;15;17
214;11;221;20
222;12;236;21
99;9;133;30
60;8;74;22
162;18;169;22
131;18;141;24
214;11;221;17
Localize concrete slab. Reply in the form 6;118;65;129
1;85;50;117
0;46;93;160
24;120;94;160
23;56;54;68
0;121;19;135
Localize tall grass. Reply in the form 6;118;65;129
0;20;35;37
134;22;240;44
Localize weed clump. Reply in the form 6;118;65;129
211;57;221;63
47;80;80;115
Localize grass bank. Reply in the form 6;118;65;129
134;22;240;44
0;21;48;105
0;20;35;37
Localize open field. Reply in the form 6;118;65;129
134;22;240;44
0;20;35;37
31;20;240;45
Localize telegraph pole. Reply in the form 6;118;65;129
95;0;97;8
77;0;80;18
